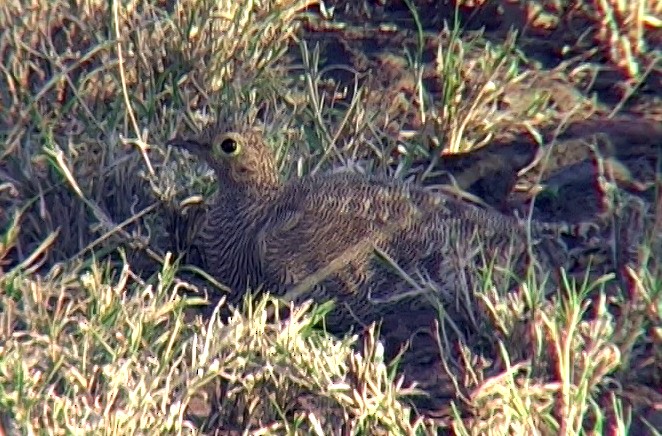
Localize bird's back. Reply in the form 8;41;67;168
231;171;561;330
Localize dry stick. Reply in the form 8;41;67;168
72;203;160;261
432;319;471;404
111;0;155;177
520;107;583;269
15;230;59;276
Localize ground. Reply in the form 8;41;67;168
0;0;660;434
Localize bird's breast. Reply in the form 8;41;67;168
199;203;265;295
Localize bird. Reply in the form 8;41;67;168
167;126;583;336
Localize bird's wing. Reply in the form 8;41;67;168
254;175;432;298
253;173;537;308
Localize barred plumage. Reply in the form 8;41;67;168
168;128;573;333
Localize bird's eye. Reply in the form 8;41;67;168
220;137;239;155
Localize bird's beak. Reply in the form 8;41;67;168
166;138;207;157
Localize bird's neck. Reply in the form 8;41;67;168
218;182;281;209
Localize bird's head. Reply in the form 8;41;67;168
168;129;280;195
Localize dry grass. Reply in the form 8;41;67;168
590;0;660;78
1;0;660;434
0;250;424;433
451;0;661;79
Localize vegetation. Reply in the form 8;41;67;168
1;0;660;433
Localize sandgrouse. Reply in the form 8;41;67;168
168;127;578;334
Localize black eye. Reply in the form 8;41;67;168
220;138;238;154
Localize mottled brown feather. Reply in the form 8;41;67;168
169;128;573;332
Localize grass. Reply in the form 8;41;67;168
1;0;661;434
